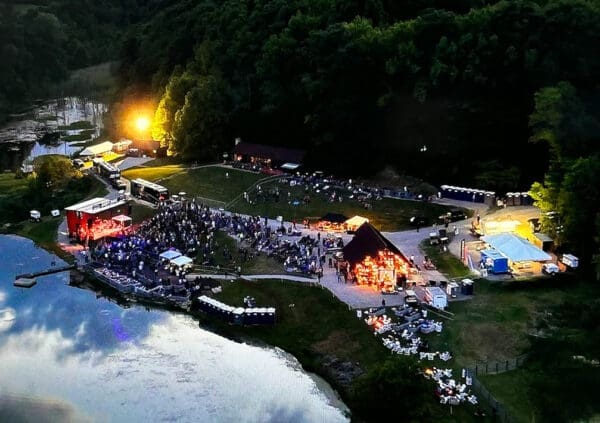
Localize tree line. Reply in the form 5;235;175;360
116;0;599;190
0;0;152;122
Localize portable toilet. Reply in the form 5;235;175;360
424;286;448;309
480;249;509;274
561;254;579;269
30;210;41;222
446;282;459;298
461;279;474;296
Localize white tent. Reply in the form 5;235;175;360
170;255;193;267
482;233;551;262
79;141;114;157
345;215;370;231
112;214;132;227
159;249;182;260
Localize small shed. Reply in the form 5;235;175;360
533;233;554;252
480;249;509;274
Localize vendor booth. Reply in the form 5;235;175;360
318;213;348;231
65;197;130;241
480;249;509;274
170;255;193;268
159;249;182;261
342;222;411;292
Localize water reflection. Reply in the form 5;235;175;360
0;235;348;423
0;98;107;172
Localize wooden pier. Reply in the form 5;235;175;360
16;264;77;280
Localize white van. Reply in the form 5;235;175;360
404;290;418;305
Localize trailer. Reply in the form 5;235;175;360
424;286;448;309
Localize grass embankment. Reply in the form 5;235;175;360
421;240;471;278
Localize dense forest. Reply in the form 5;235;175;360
0;0;153;122
114;0;600;193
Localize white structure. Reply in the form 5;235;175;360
425;286;448;309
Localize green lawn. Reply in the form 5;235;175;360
121;165;456;231
428;278;567;369
211;278;390;375
230;180;453;231
479;369;536;422
0;173;29;198
121;164;186;182
162;166;265;204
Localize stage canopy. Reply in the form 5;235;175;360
482;233;551;262
160;249;182;261
345;215;369;231
112;215;132;226
171;255;193;267
320;213;348;223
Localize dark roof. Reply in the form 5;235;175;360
342;222;409;266
132;139;161;151
234;142;305;164
320;213;348;223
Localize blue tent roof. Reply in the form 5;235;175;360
481;233;551;262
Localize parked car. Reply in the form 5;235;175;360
542;263;560;275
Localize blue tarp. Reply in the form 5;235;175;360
482;233;552;262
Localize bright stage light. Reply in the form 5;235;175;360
136;116;150;132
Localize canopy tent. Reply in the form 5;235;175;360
112;214;132;227
159;249;182;260
482;233;552;262
79;141;114;157
320;213;348;223
170;255;193;267
345;215;369;232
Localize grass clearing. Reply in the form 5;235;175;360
121;164;185;182
162;166;264;203
0;173;29;198
230;179;452;231
428;278;567;369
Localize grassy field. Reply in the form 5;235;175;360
121;164;186;181
162;166;264;204
0;173;29;198
230;179;452;231
211;278;389;377
120;164;456;230
428;278;567;369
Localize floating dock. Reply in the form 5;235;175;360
15;264;76;280
14;278;37;288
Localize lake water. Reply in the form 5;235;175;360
0;98;106;171
0;235;348;423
